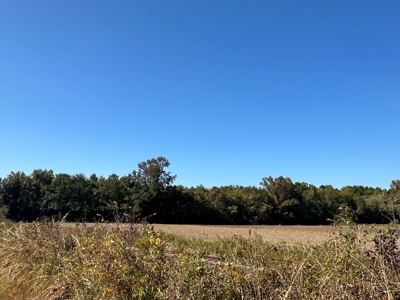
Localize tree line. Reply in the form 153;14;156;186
1;157;399;225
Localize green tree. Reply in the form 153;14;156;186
0;172;38;221
130;157;177;222
185;185;218;224
260;176;299;223
132;157;176;190
363;192;391;223
388;180;400;222
93;174;132;222
31;169;54;217
292;182;324;224
47;173;93;221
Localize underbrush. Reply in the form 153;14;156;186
0;222;400;299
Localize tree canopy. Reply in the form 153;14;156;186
0;157;396;225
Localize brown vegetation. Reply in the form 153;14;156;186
1;221;400;299
152;224;340;244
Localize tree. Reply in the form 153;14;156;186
47;173;93;221
93;174;132;222
1;172;38;221
132;157;176;190
292;182;322;224
31;169;54;217
130;157;177;222
260;176;299;223
360;192;388;223
387;180;400;223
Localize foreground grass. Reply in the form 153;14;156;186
0;222;400;299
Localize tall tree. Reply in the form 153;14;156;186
31;169;54;217
388;180;400;222
47;173;93;221
130;157;177;222
260;176;299;223
132;157;176;190
1;172;38;221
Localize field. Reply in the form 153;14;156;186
1;221;400;299
61;223;341;244
61;223;381;245
152;224;342;244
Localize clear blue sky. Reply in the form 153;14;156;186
1;1;399;189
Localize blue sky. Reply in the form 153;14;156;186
1;1;399;189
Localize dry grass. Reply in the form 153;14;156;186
1;221;400;299
61;223;384;245
152;224;339;244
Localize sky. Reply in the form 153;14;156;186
1;1;399;189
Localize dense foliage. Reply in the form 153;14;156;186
1;157;399;224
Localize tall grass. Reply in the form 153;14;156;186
0;221;400;299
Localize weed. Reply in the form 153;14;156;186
1;221;400;299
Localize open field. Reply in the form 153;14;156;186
60;223;389;245
152;224;340;244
